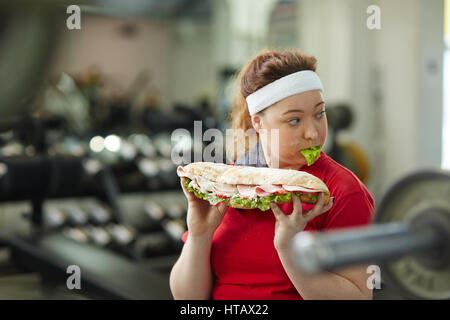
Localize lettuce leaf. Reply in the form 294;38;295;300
300;145;322;166
232;192;294;211
184;178;195;192
184;178;319;210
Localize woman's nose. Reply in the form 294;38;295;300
303;121;318;140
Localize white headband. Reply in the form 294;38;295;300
246;70;324;115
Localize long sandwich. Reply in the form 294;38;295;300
177;162;330;211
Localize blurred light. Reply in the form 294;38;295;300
443;52;450;170
445;0;450;40
0;163;8;177
138;159;159;177
130;134;156;157
443;0;450;170
83;159;103;175
105;135;121;152
25;145;36;157
90;136;105;153
159;158;175;172
119;140;137;160
163;220;185;239
154;134;172;157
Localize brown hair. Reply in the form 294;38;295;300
226;49;318;162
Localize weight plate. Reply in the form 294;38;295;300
375;170;450;299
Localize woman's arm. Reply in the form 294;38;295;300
169;233;215;300
277;248;372;300
170;177;227;300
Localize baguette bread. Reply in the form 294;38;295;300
177;162;330;210
179;162;230;181
216;165;328;191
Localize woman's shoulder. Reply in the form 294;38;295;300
313;155;375;230
319;154;372;199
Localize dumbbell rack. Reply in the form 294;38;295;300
6;195;183;299
1;156;184;299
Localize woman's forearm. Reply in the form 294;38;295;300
277;248;372;300
169;233;214;300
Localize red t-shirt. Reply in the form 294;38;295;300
181;151;375;300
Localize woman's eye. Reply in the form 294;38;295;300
316;110;326;119
288;118;300;125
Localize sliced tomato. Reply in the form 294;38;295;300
216;194;230;199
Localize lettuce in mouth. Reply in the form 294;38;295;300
184;178;318;211
300;145;322;166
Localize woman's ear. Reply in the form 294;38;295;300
251;114;263;133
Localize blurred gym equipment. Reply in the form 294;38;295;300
326;104;370;183
1;154;185;298
291;170;450;300
0;2;59;119
0;110;188;299
0;0;206;120
0;1;198;299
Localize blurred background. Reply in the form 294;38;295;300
0;0;448;299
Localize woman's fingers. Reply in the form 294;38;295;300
316;192;325;207
271;192;335;225
322;196;334;212
291;192;302;215
270;202;286;221
304;194;334;220
180;177;196;202
215;202;228;215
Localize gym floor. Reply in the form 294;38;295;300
0;248;88;300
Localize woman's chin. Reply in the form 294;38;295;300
276;157;306;169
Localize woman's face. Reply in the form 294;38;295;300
251;90;327;169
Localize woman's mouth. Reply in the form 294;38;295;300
299;144;321;151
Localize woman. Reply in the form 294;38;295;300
169;49;374;300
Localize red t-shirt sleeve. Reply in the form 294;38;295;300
321;191;375;231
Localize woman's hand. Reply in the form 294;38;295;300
271;192;334;251
180;177;228;238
